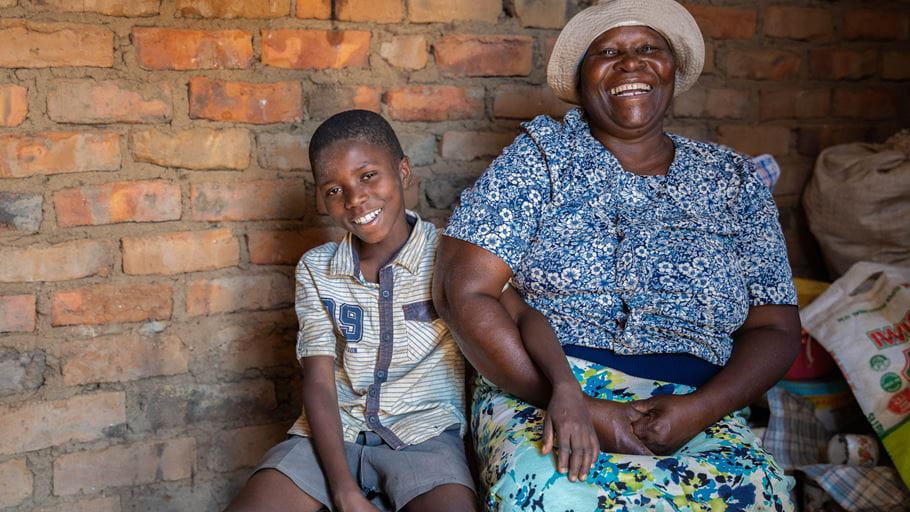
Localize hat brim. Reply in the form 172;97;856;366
547;0;705;105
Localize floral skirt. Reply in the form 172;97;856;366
472;357;795;511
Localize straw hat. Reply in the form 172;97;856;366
547;0;705;104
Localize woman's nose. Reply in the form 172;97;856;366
616;52;645;72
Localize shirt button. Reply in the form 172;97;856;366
368;415;378;425
376;370;386;380
381;290;390;298
383;333;391;342
368;386;376;397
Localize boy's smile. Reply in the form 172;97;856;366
316;139;412;258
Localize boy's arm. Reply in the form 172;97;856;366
499;287;599;481
301;356;378;511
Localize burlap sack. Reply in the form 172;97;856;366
803;130;910;277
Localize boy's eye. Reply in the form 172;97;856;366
325;187;341;197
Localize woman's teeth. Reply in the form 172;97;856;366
353;209;381;225
609;83;653;96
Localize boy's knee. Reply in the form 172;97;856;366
403;483;477;512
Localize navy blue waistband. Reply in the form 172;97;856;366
562;345;723;388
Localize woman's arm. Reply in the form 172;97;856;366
301;356;378;512
632;304;801;454
434;235;651;455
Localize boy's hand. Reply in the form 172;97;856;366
542;382;599;482
333;487;381;512
630;393;713;455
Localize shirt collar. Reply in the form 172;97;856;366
329;210;427;277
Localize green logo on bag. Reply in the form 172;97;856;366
870;355;890;371
881;372;902;392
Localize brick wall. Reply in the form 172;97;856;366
0;0;907;510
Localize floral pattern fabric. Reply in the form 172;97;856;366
473;357;796;511
445;108;797;366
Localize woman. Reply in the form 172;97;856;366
433;0;801;510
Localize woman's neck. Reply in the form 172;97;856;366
591;126;675;176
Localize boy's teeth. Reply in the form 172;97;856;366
353;209;381;224
609;83;652;96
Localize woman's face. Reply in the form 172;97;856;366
578;26;676;140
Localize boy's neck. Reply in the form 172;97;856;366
353;214;414;283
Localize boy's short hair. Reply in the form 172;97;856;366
309;110;404;171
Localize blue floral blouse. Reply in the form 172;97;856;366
444;108;797;366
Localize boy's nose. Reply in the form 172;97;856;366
344;187;368;209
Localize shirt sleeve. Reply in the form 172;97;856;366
735;158;798;306
443;132;551;272
294;258;338;359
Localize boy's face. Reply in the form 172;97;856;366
315;139;411;248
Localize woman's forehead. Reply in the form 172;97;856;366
588;25;670;47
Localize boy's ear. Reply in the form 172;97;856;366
398;156;412;188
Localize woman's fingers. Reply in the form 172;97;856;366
541;413;554;455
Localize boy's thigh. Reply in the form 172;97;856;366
225;469;325;512
365;428;476;511
248;435;362;511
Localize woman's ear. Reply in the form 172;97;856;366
398;156;412;188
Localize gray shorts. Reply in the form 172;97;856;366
253;428;475;512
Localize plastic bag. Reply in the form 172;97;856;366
801;261;910;487
803;130;910;277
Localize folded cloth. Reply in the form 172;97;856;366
764;389;910;511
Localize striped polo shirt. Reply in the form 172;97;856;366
288;213;466;449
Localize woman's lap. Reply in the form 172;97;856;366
472;357;795;511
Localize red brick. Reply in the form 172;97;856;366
337;0;402;22
132;28;253;70
61;333;188;386
131;128;250;170
0;132;120;178
380;35;428;70
386;86;483;121
122;229;239;275
47;79;172;124
0;192;42;233
186;274;293;316
295;0;330;19
248;228;343;265
797;125;869;157
32;0;159;15
176;0;289;17
884;52;910;80
703;43;715;74
135;380;277;429
514;0;567;29
54;180;181;227
726;49;800;80
493;85;570;120
809;49;876;80
0;240;112;283
51;282;172;326
308;85;381;119
760;89;830;120
0;295;35;333
262;29;370;69
53;437;194;495
409;0;500;23
672;87;750;119
716;125;791;157
686;5;757;39
764;6;832;40
441;131;516;161
0;459;31;508
202;318;295;372
0;21;113;68
833;89;896;120
208;423;287;471
190;180;307;221
0;0;13;6
34;497;120;512
543;35;557;67
843;10;909;40
0;392;125;454
0;84;27;127
435;35;532;76
189;77;302;124
257;133;309;171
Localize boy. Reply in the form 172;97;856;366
226;110;477;512
225;110;596;512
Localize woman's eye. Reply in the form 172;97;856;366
601;48;619;57
639;45;658;53
362;171;377;180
